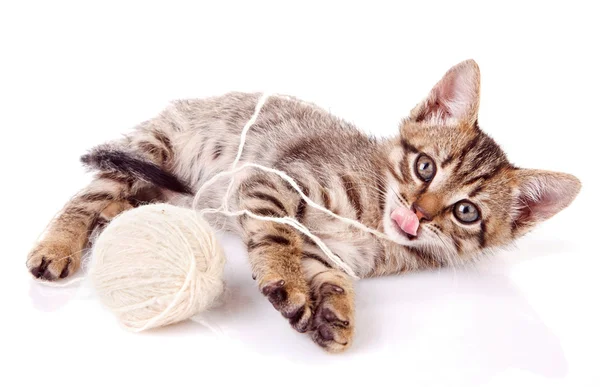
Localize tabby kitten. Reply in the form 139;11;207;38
27;60;580;352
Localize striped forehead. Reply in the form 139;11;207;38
446;133;509;187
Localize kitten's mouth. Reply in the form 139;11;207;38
390;207;420;240
391;219;419;240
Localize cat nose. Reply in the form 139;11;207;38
412;193;442;222
412;203;433;221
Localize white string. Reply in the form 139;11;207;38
35;92;393;286
198;162;394;242
221;93;272;212
201;207;358;278
191;93;394;280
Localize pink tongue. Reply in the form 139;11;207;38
391;207;420;236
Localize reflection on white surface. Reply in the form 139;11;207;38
27;232;571;385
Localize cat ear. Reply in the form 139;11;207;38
510;169;581;235
410;59;481;127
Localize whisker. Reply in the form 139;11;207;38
422;225;459;276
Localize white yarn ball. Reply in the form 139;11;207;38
90;203;226;332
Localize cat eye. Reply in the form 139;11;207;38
453;200;480;224
414;153;436;182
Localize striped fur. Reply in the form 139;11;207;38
27;60;580;352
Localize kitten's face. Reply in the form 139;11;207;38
382;60;580;261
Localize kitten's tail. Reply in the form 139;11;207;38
81;144;193;195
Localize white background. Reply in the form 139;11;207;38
1;1;598;386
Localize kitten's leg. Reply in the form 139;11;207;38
238;177;313;332
27;177;136;280
302;255;355;353
27;128;175;280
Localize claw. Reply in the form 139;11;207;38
59;258;71;278
261;279;285;296
320;283;345;295
309;282;354;352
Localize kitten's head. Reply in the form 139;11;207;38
383;60;581;260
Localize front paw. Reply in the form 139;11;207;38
260;278;313;333
27;240;80;281
310;283;354;353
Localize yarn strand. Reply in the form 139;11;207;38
192;93;395;279
221;92;272;213
38;92;403;332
